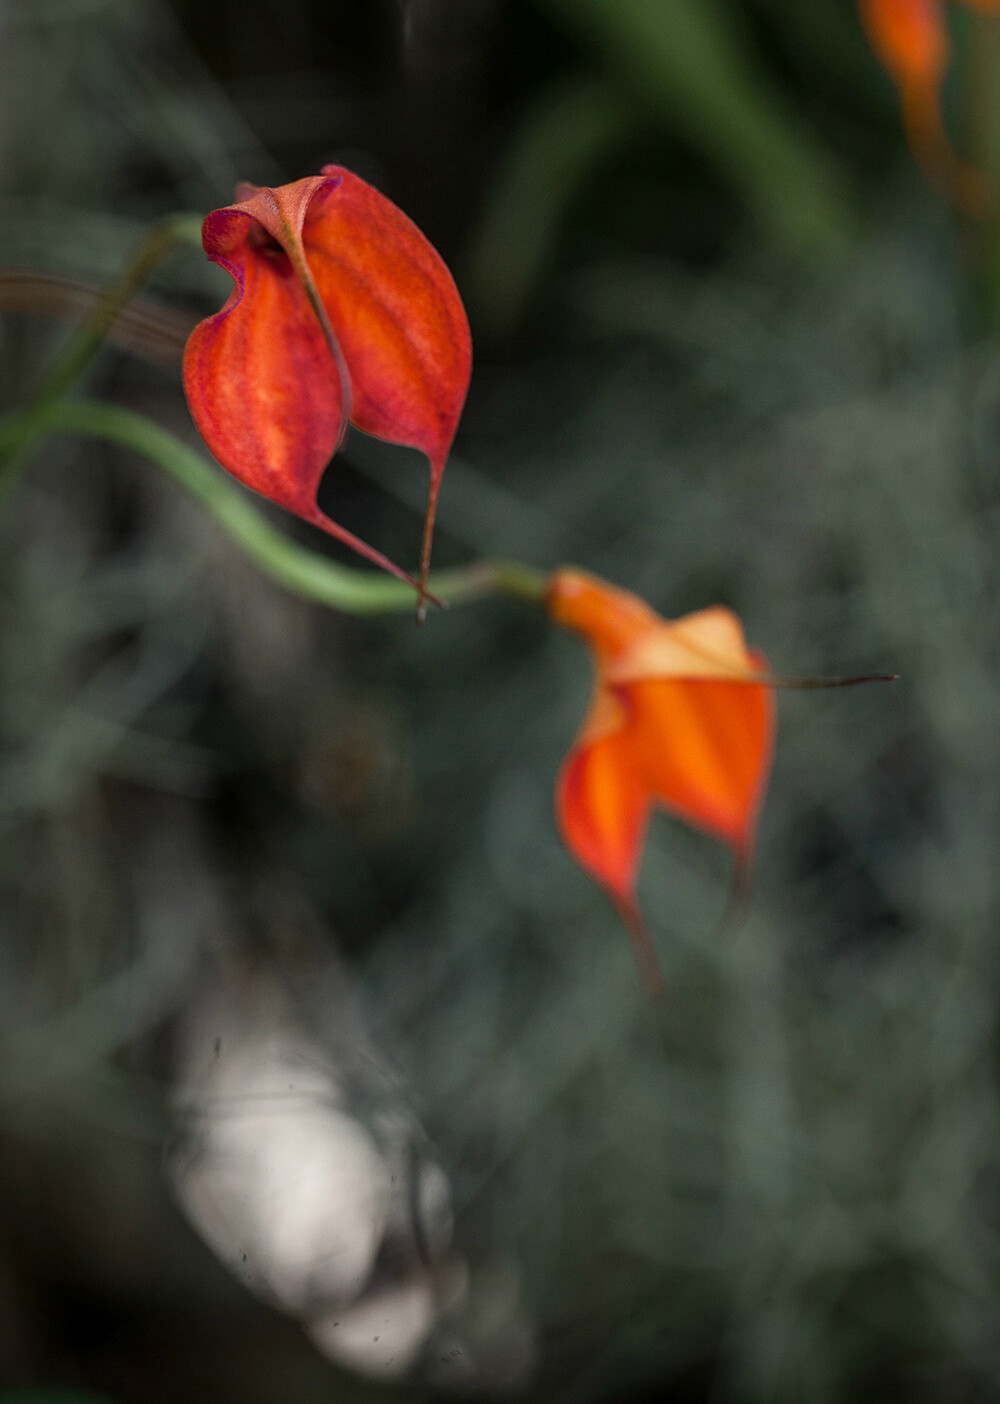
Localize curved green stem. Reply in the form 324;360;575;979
0;212;204;507
32;212;204;409
1;397;548;615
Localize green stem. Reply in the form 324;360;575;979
2;397;548;615
0;212;204;506
32;212;204;409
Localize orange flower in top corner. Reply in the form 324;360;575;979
183;167;472;605
860;0;948;86
548;569;776;998
859;0;990;208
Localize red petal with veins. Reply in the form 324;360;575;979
182;197;345;523
306;167;470;473
183;170;470;591
307;166;472;590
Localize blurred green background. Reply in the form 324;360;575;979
3;0;1000;1399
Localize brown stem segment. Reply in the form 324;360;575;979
616;899;666;1001
416;463;445;624
304;503;440;603
901;77;993;214
764;672;898;690
0;270;195;365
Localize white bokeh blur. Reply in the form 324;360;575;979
168;969;532;1389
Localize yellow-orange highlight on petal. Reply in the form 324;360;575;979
547;569;776;996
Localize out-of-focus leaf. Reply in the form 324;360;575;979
536;0;855;250
753;0;876;89
0;1393;121;1404
465;73;639;337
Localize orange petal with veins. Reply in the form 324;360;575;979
557;696;649;913
548;569;775;988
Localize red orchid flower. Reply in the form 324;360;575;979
859;0;990;208
548;569;776;998
183;167;472;608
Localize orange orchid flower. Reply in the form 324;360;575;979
183;167;472;607
548;569;776;998
860;0;948;86
859;0;989;208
